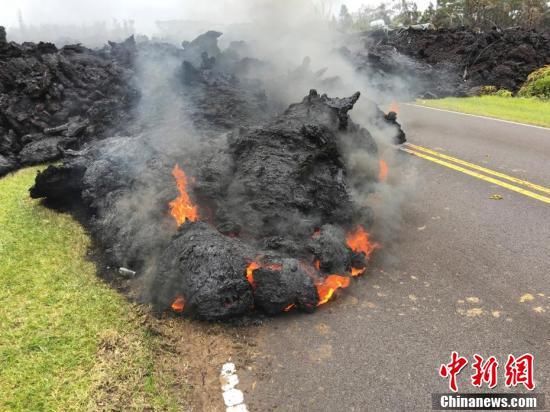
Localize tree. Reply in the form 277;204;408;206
393;0;422;26
420;2;437;23
354;2;393;30
339;4;354;30
518;0;549;29
432;0;465;27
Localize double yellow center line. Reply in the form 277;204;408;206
401;143;550;204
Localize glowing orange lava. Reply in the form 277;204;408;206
246;261;260;285
346;225;380;258
283;303;296;312
314;259;321;270
316;275;351;306
378;159;388;182
245;261;282;287
388;100;399;114
169;164;198;226
171;295;185;313
351;267;366;277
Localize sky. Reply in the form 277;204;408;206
0;0;433;34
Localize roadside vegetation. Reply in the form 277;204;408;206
518;65;550;100
416;96;550;128
0;167;184;411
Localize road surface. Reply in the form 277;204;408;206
238;104;550;411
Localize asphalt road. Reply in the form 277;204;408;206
240;105;550;411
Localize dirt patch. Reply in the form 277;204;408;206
151;315;258;411
89;304;258;411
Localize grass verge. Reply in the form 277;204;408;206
0;167;183;411
416;96;550;128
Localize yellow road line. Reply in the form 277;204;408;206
405;143;550;195
400;147;550;204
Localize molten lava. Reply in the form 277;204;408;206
283;304;296;312
346;225;380;258
171;295;185;313
246;261;260;285
378;159;388;182
351;267;366;277
316;275;351;306
246;261;282;286
169;164;198;226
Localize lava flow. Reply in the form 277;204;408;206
316;275;351;306
246;260;283;286
169;164;198;226
346;225;380;258
378;159;388;182
171;295;185;313
388;100;399;114
351;267;366;277
346;225;380;276
246;261;261;285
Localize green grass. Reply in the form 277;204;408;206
416;96;550;128
0;167;181;411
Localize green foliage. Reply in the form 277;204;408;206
480;85;498;95
479;86;513;97
344;0;549;31
393;0;422;26
417;95;550;127
494;89;513;97
0;168;181;411
518;66;550;100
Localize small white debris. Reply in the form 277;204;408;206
223;389;244;407
221;362;236;376
221;373;239;391
118;267;136;278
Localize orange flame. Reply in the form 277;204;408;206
378;159;388;182
346;225;380;258
316;275;351;306
245;261;282;286
388;100;399;114
246;261;260;285
283;303;295;312
314;259;321;270
351;267;366;277
169;165;198;226
171;295;185;313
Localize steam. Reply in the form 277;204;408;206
143;1;413;267
17;0;415;281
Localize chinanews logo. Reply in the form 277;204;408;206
433;352;545;410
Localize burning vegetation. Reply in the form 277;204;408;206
29;30;406;321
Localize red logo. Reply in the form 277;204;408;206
505;354;535;391
471;354;499;389
439;351;469;392
439;353;535;392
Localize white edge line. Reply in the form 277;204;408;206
221;362;248;412
404;103;550;131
